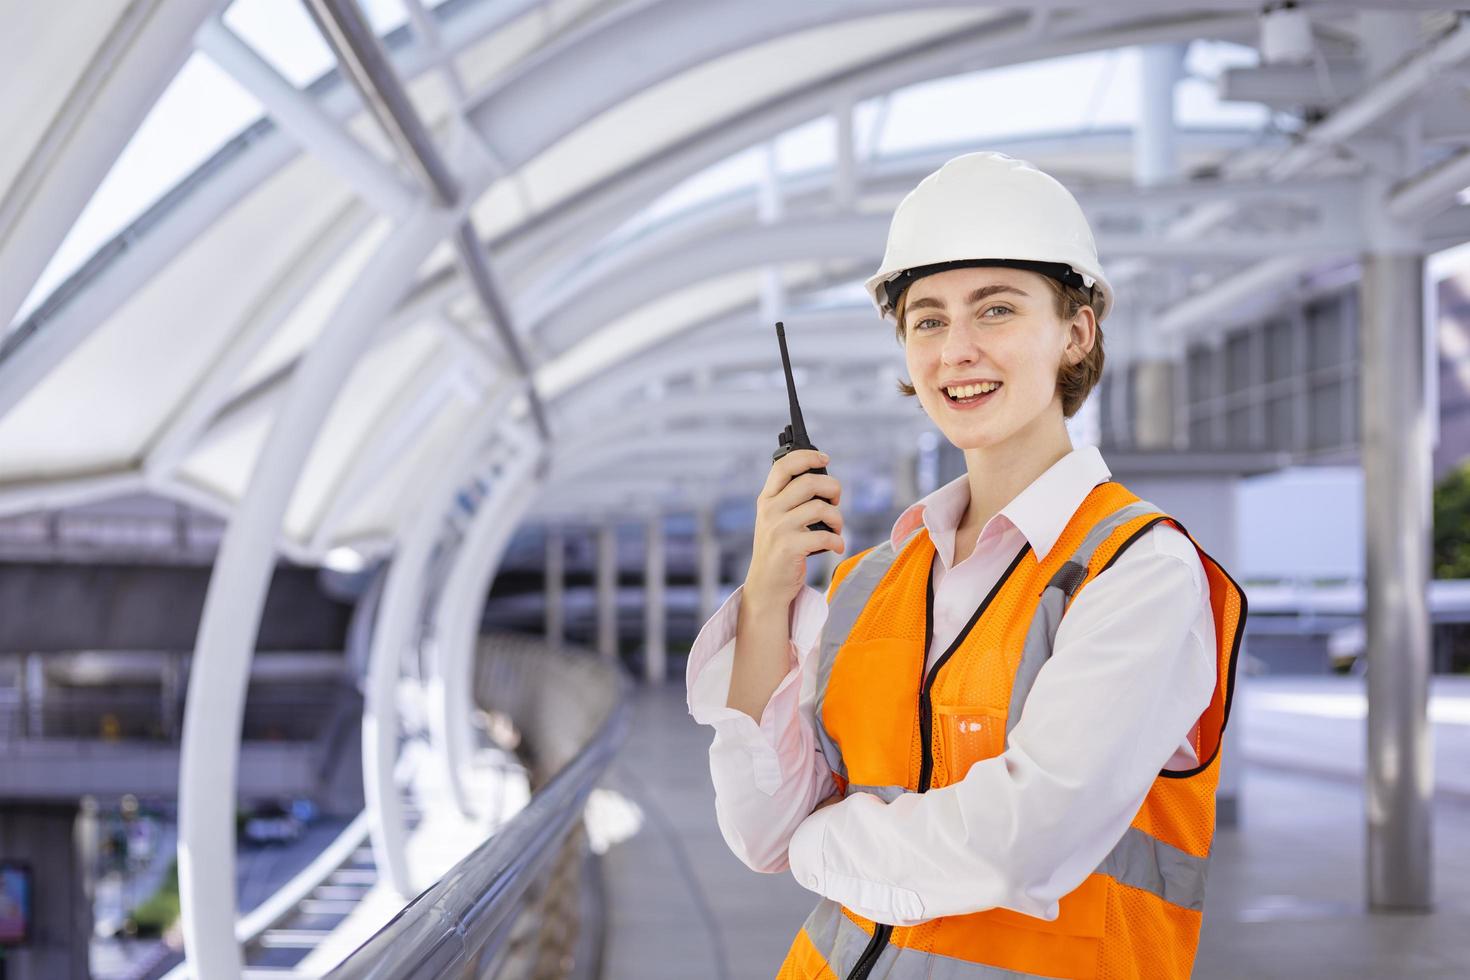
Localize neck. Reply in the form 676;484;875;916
958;408;1074;535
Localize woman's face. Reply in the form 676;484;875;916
901;266;1091;452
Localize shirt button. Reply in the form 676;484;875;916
805;873;818;889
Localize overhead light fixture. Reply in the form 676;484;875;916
1260;2;1315;65
323;546;366;574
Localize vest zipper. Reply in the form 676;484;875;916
844;544;1031;980
846;923;892;979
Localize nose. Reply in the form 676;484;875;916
940;321;981;367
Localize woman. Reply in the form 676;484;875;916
685;151;1246;979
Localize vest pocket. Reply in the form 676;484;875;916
934;703;1006;784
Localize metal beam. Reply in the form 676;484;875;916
194;17;418;219
1272;16;1470;179
1390;146;1470;221
1154;256;1313;339
302;0;550;443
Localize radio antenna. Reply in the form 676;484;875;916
775;321;812;448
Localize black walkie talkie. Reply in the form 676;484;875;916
772;321;834;536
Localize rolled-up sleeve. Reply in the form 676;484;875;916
686;583;836;872
786;524;1217;925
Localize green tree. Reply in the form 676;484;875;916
1434;460;1470;579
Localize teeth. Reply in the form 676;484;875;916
945;382;1001;398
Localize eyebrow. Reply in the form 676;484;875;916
906;284;1031;313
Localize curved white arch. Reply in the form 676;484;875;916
427;424;544;830
176;205;456;980
360;382;516;895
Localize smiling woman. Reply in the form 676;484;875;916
685;150;1246;980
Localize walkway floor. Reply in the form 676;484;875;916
597;674;1470;980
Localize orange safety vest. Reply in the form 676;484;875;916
776;480;1246;980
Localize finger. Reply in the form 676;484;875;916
788;498;843;534
773;473;842;512
760;449;829;499
800;530;846;556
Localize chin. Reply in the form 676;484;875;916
941;427;1009;451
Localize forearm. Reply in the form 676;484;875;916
687;585;837;873
726;592;795;722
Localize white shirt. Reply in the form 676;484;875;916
684;445;1217;926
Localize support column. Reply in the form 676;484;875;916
1130;42;1187;450
696;505;720;626
545;526;565;649
833;95;857;210
643;514;666;683
596;520;619;665
1131;361;1178;448
0;804;88;979
1361;250;1434;911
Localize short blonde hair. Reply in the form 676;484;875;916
892;276;1106;419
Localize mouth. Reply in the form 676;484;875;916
941;381;1002;410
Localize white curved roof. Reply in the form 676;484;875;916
2;0;1466;560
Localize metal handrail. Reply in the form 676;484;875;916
327;644;630;978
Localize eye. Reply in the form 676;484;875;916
912;317;943;331
980;304;1014;318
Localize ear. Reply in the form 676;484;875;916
1065;305;1097;366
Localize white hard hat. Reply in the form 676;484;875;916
864;151;1113;322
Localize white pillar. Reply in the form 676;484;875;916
1358;18;1434;913
545;526;565;649
833;95;856;210
596;520;618;664
1131;42;1188;451
643;513;666;683
1361;249;1434;911
696;505;720;625
1136;43;1184;187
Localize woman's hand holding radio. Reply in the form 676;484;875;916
727;449;844;723
744;448;846;611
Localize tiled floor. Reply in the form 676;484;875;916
597;674;1470;980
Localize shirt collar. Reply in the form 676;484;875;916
888;445;1113;564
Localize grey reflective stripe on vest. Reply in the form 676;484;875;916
998;498;1213;913
845;783;906;803
1099;826;1210;912
813;534;914;786
1005;499;1162;736
801;899;1059;979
